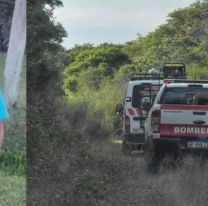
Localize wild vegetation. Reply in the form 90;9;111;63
0;0;14;51
28;0;208;205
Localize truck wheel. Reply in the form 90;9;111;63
144;139;162;173
171;152;183;168
144;139;154;162
122;140;131;155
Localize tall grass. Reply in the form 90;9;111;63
158;155;208;206
0;151;25;175
28;95;208;205
0;171;26;206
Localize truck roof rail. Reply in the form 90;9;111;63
130;73;163;81
165;79;208;84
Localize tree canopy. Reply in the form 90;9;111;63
27;0;68;170
28;0;68;89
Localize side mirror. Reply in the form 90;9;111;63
115;103;123;115
141;101;152;111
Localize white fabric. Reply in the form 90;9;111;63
3;0;26;107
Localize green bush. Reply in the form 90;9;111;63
187;64;208;80
0;151;25;175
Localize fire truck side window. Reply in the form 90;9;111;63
132;85;141;108
132;85;160;108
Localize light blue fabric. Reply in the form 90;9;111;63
0;91;9;120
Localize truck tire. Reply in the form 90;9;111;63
122;140;131;155
144;138;162;173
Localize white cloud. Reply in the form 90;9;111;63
54;0;197;49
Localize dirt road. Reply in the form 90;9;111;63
28;134;208;206
91;135;208;206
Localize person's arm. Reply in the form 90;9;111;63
0;92;9;120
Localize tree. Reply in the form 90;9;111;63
27;0;68;172
124;1;208;73
63;44;129;96
27;0;67;89
0;0;15;51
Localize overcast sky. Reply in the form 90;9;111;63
54;0;196;49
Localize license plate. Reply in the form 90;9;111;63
188;141;208;148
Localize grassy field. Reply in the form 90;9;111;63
28;130;208;206
0;52;26;205
0;172;26;206
27;100;208;205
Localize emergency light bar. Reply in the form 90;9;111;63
163;63;185;68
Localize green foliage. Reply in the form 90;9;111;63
187;64;208;80
0;171;25;206
27;2;77;205
63;44;129;95
123;0;208;69
64;76;124;129
0;0;14;51
27;0;69;177
119;64;140;75
0;151;25;175
28;0;68;89
63;44;129;127
77;76;125;128
89;76;125;127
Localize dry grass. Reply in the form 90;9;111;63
27;77;208;206
85;137;208;206
28;102;208;206
158;155;208;206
